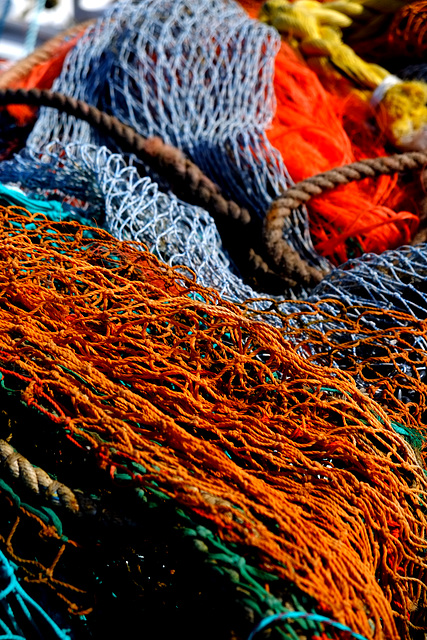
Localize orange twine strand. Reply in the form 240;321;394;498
0;207;426;638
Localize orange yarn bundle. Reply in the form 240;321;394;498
1;206;427;638
268;43;420;264
239;0;422;265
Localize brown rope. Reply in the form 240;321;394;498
0;88;251;227
0;87;323;291
264;153;427;273
0;21;95;90
1;88;426;292
0;87;280;291
0;439;235;529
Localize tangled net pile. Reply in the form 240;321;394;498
0;142;271;305
0;205;426;639
3;1;427;639
309;243;427;316
0;0;331;288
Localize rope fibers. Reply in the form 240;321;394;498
12;0;330;275
0;206;425;638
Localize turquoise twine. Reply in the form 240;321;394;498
0;183;65;217
0;549;71;640
247;612;369;640
24;0;46;56
0;0;12;41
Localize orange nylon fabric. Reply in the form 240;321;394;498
267;43;421;264
0;207;426;638
238;0;422;264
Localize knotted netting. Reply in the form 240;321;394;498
3;2;427;638
27;0;287;217
2;0;328;287
0;141;289;306
0;205;427;638
249;244;427;458
309;244;427;318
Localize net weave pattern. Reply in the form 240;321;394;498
16;0;328;275
0;206;426;639
0;142;278;305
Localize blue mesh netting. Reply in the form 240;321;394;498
2;0;427;323
308;244;427;319
400;64;427;82
0;142;281;306
28;0;288;216
13;0;328;276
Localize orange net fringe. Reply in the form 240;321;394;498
0;207;426;637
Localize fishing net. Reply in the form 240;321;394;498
253;243;427;456
308;244;427;318
3;0;422;293
12;0;329;280
0;141;289;305
265;42;422;265
2;2;427;637
0;205;427;639
3;0;421;291
27;0;287;216
1;401;311;640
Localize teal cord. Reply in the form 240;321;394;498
0;183;65;218
0;182;97;229
0;549;71;639
247;611;369;640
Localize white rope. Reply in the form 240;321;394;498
370;74;402;108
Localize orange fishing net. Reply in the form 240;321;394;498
0;206;426;638
0;477;89;613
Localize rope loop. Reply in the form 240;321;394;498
1;88;427;292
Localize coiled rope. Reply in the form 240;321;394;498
0;88;426;292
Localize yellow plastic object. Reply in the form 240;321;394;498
259;0;427;150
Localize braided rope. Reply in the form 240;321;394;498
0;88;325;291
264;152;427;272
0;439;98;516
0;88;251;227
0;89;426;291
0;438;235;526
0;88;286;293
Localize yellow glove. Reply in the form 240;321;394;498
259;0;427;151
